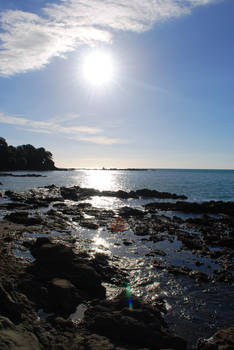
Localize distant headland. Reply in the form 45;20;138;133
0;137;56;171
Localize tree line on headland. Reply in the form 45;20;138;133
0;137;56;171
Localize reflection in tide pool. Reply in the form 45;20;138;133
92;228;110;253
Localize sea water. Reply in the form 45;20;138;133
1;168;234;202
1;168;234;348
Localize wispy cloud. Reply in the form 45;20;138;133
0;112;101;134
0;112;125;144
79;136;125;145
0;0;221;76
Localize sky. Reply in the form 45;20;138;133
0;0;233;169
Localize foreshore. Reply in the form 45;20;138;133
0;185;233;350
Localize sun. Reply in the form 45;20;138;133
83;50;114;86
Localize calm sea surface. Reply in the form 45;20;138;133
1;169;234;202
1;168;234;348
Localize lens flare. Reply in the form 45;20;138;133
126;284;133;311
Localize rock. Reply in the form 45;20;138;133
69;263;106;298
189;270;209;282
79;219;99;229
197;327;234;350
72;333;117;350
60;187;80;200
0;283;23;321
146;249;166;257
135;188;187;200
0;316;41;350
84;293;187;350
46;278;81;315
118;206;145;218
30;239;75;265
4;212;43;226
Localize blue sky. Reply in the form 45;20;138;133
0;0;233;169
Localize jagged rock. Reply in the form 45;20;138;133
46;278;81;315
79;219;99;229
30;239;75;265
84;292;187;350
60;187;80;201
135;188;187;200
197;327;234;350
4;212;43;226
0;316;41;350
69;263;106;298
189;270;209;282
0;283;23;321
118;206;145;218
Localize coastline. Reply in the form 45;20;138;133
0;185;233;349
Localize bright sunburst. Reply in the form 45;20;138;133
83;50;114;86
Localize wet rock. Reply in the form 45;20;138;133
79;219;99;229
212;270;234;283
118;206;145;218
145;201;234;216
76;202;92;209
5;191;27;202
30;239;75;265
0;283;23;321
134;224;149;236
4;212;43;226
197;327;234;350
60;187;80;201
72;333;119;350
167;265;192;276
84;293;187;350
135;188;187;200
146;249;166;257
0;202;33;210
188;270;209;282
46;278;81;316
0;316;41;350
69;263;106;298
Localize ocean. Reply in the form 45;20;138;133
1;168;234;348
1;168;234;202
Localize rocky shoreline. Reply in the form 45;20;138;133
0;185;233;349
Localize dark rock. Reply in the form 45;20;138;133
135;188;187;200
0;173;46;177
118;206;145;218
4;212;43;226
189;270;209;282
69;263;106;298
30;240;75;265
0;316;41;350
46;278;81;315
197;327;234;350
60;187;80;201
146;249;166;257
0;283;23;321
84;293;187;350
145;201;234;216
79;219;99;229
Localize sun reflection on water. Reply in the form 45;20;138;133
92;229;110;253
82;170;118;191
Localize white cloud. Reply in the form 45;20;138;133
0;112;124;144
0;113;101;135
79;136;125;145
0;0;221;76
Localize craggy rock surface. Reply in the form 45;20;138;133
0;185;233;349
197;327;234;350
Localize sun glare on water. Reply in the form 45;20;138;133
83;50;115;86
